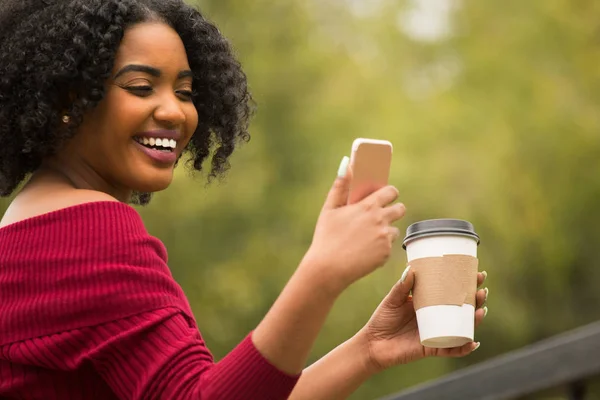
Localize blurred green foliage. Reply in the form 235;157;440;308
2;0;599;398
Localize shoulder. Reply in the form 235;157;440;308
0;187;156;260
1;187;120;228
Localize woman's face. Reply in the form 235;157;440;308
58;21;199;199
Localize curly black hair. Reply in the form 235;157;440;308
0;0;253;203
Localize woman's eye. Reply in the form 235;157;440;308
126;86;153;97
123;85;193;101
177;90;194;101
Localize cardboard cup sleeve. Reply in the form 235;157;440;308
409;254;479;310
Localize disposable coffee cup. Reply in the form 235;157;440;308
402;219;480;348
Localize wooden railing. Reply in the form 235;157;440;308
380;321;600;400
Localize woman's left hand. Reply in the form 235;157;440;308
358;268;488;373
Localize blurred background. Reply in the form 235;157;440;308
2;0;600;398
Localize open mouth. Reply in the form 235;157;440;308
133;136;177;152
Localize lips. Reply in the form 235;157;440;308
132;130;181;165
133;139;178;165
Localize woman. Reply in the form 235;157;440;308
0;0;489;399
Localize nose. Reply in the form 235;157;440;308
153;93;186;127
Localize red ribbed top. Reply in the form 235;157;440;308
0;201;300;399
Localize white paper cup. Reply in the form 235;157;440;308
402;219;480;348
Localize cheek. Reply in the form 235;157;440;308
185;104;199;138
102;91;150;137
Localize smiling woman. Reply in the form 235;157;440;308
60;22;201;197
0;0;487;399
0;0;251;206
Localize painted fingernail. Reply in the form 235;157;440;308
483;306;488;318
400;265;411;283
473;342;481;351
484;287;489;300
482;271;488;281
337;156;350;178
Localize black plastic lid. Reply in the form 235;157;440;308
402;219;480;249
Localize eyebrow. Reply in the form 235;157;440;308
114;64;194;80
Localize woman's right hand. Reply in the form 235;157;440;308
251;158;405;375
302;157;406;294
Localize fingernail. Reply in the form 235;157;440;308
337;156;350;178
473;342;481;351
483;306;488;318
484;287;489;300
482;271;488;281
400;265;411;283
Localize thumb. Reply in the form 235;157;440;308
323;156;352;209
384;265;415;307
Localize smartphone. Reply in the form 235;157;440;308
348;138;393;204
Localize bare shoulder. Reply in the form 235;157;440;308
0;188;120;228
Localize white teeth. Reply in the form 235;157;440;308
136;137;177;150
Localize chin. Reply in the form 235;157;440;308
129;170;175;193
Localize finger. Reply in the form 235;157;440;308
383;202;406;223
363;185;399;207
438;341;480;358
388;226;401;242
323;156;353;210
384;265;415;308
475;305;487;328
477;271;487;287
475;288;488;308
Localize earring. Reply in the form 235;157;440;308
62;115;70;124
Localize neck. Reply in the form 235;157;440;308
38;157;131;203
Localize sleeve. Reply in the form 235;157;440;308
83;307;300;400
